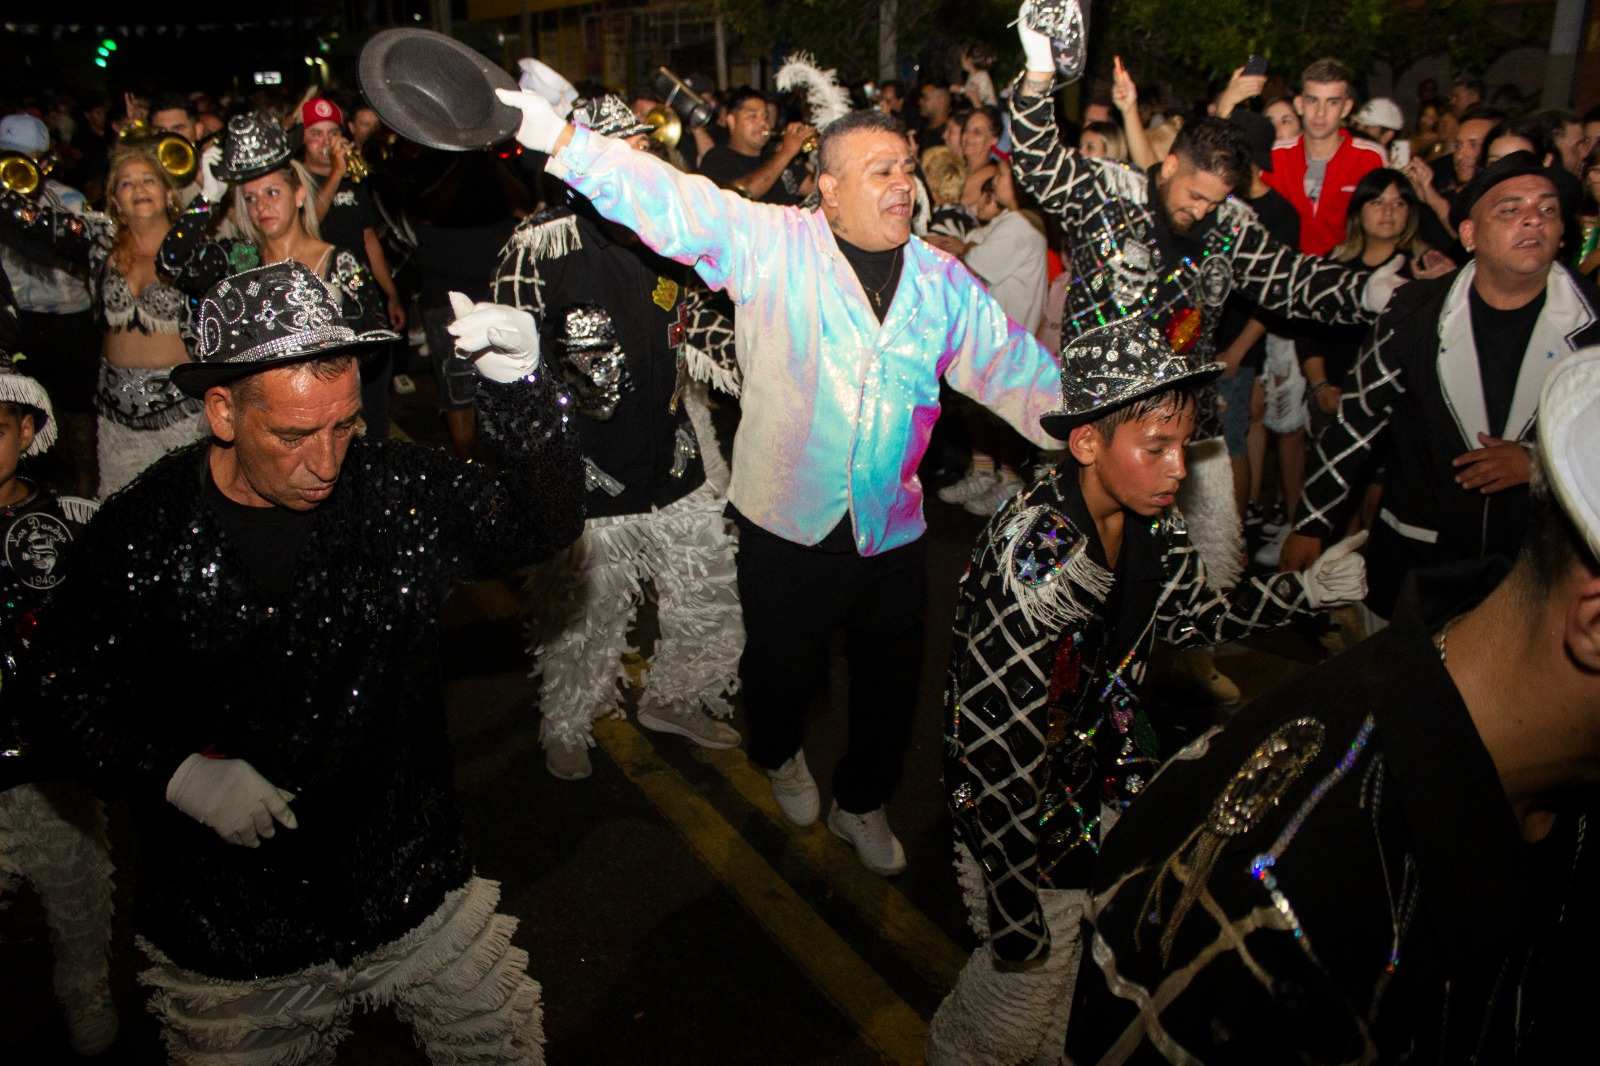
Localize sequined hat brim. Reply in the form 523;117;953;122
1038;361;1224;439
216;156;292;185
169;329;398;399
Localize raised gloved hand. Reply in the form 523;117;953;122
1017;3;1058;75
446;291;540;382
1362;253;1407;313
517;58;578;119
493;88;567;155
166;753;297;848
1301;531;1368;608
198;144;227;205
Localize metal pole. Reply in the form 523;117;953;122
878;0;897;82
1543;0;1588;108
521;0;534;59
714;15;729;91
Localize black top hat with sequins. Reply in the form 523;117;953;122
216;111;293;184
170;261;398;398
570;94;653;140
1039;317;1222;438
555;303;632;420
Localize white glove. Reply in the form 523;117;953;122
1362;253;1406;313
1302;531;1368;608
494;87;567;155
166;753;297;848
517;58;578;120
199;143;227;204
1017;3;1058;75
446;291;540;382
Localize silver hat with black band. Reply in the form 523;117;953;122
1039;316;1222;438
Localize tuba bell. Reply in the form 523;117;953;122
643;107;682;150
0;150;58;196
119;120;197;184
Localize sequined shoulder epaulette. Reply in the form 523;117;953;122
993;496;1113;634
505;206;582;261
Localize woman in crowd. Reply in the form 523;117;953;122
1411;99;1447;161
0;145;201;497
1577;142;1600;277
958;106;1001;210
920;145;974;243
1264;96;1301;142
1078;121;1128;162
159;112;385;354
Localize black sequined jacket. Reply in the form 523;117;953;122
158;199;386;333
944;464;1316;962
491;203;738;518
1006;77;1371;382
32;371;582;980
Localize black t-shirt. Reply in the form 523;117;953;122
1468;285;1546;438
697;144;805;206
835;235;905;324
203;459;317;604
304;170;378;264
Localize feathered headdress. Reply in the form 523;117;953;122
775;52;852;132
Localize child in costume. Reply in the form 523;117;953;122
929;317;1368;1064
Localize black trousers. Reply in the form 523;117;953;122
737;521;927;814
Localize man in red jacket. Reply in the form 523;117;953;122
1264;58;1386;255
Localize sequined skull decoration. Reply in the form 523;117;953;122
217;111;293;184
1038;314;1223;436
569;94;654;140
555;303;633;420
1021;0;1089;81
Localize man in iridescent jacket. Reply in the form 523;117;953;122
495;85;1064;876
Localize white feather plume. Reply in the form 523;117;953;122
775;52;852;130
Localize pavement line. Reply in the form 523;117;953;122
594;717;928;1065
688;744;969;991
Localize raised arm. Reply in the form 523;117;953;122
1223;198;1395;326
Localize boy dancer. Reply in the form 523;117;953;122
929;318;1367;1064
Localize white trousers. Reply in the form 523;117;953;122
529;481;743;753
139;877;543;1066
97;412;205;499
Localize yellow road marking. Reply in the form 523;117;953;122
594;717;928;1064
687;744;968;991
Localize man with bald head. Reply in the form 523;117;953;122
1283;152;1600;620
496;86;1063;875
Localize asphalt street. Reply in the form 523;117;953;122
1;373;1332;1064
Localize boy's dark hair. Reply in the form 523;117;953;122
1516;467;1600;600
0;400;40;433
724;87;767;115
817;110;906;175
1089;388;1196;442
1170;117;1251;191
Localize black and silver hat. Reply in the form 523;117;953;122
0;353;55;456
216;111;293;184
570;94;654;140
1039;317;1222;438
171;261;397;398
555;303;632;420
1021;0;1089;81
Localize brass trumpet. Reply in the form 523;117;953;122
118;120;198;185
0;150;56;196
643;107;683;150
342;141;369;184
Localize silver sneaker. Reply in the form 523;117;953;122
937;467;997;504
637;701;742;750
767;750;820;826
827;802;907;875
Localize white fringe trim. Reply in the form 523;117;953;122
999;505;1114;634
952;841;990;940
96;410;206;500
57;495;99;524
506;213;581;260
681;343;742;399
0;373;58;454
1175;436;1244;589
682;380;730;492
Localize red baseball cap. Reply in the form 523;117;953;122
301;98;345;129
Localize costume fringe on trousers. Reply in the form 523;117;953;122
926;844;1084;1066
138;877;544;1066
0;781;116;1024
528;480;743;754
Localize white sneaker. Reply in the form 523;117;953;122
767;751;820;826
545;740;593;780
637;701;742;749
963;471;1023;516
1253;524;1290;568
827;802;907;875
937;467;997;504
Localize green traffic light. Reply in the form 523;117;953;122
102;39;117;52
97;46;109;57
94;58;107;68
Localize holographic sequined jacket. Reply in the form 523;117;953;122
1006;78;1373;374
944;465;1317;962
32;371;583;980
546;125;1062;556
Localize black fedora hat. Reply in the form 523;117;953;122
171;262;397;398
1039;317;1222;438
216;111;293;184
359;28;521;152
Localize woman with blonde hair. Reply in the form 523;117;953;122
1;143;204;496
1078;121;1128;162
160;112;384;353
920;145;974;242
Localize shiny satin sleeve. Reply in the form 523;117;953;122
547;126;787;304
938;254;1064;449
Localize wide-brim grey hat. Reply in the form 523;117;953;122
171;261;396;398
360;28;521;152
1039;316;1222;438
